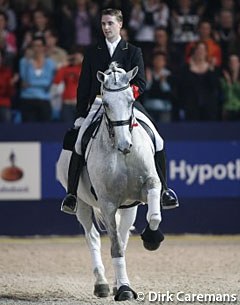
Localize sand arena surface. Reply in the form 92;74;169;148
0;235;240;305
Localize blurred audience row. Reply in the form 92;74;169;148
0;0;240;123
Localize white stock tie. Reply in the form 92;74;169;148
109;44;114;57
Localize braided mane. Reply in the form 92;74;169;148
109;62;120;72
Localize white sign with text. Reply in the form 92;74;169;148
0;142;41;200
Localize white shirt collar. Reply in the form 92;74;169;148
105;36;121;56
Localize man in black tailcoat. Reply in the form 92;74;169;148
61;8;178;214
76;30;146;119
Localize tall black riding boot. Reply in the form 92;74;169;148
61;151;85;215
154;150;179;209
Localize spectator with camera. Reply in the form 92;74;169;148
143;51;175;123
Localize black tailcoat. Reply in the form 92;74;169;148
76;39;146;117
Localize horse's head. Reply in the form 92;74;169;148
97;62;138;155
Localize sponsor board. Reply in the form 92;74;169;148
2;140;237;201
167;141;240;197
41;142;65;199
169;159;240;186
0;142;41;200
42;141;240;199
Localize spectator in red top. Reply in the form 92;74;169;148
54;50;83;123
185;20;222;68
0;49;17;122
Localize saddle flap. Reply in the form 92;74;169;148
137;119;156;150
63;128;79;151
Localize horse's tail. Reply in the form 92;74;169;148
92;208;123;232
92;207;106;232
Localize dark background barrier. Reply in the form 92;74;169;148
0;122;239;235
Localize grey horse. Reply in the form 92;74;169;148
57;63;164;301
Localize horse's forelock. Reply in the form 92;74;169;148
102;62;129;89
104;67;126;76
108;62;120;72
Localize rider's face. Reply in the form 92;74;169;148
101;15;122;43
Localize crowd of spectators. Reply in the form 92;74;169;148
0;0;240;124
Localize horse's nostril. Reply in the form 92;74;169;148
123;148;131;155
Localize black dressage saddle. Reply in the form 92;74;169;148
62;117;102;153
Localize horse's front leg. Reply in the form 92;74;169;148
141;178;165;251
100;202;137;301
117;206;138;253
147;185;162;230
112;206;138;295
76;199;110;297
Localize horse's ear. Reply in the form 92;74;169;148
126;66;138;82
97;71;106;83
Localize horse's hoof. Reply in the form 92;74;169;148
141;224;164;251
114;285;137;301
94;283;110;298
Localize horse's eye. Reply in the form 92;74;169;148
103;101;109;108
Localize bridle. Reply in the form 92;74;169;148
103;83;130;92
102;83;134;139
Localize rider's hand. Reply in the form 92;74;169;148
74;117;85;128
131;84;140;100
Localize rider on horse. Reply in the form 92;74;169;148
61;8;179;214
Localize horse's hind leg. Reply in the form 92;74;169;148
76;199;110;297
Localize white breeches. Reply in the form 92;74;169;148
75;97;104;155
75;97;164;155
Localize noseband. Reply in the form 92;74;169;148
103;83;130;92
